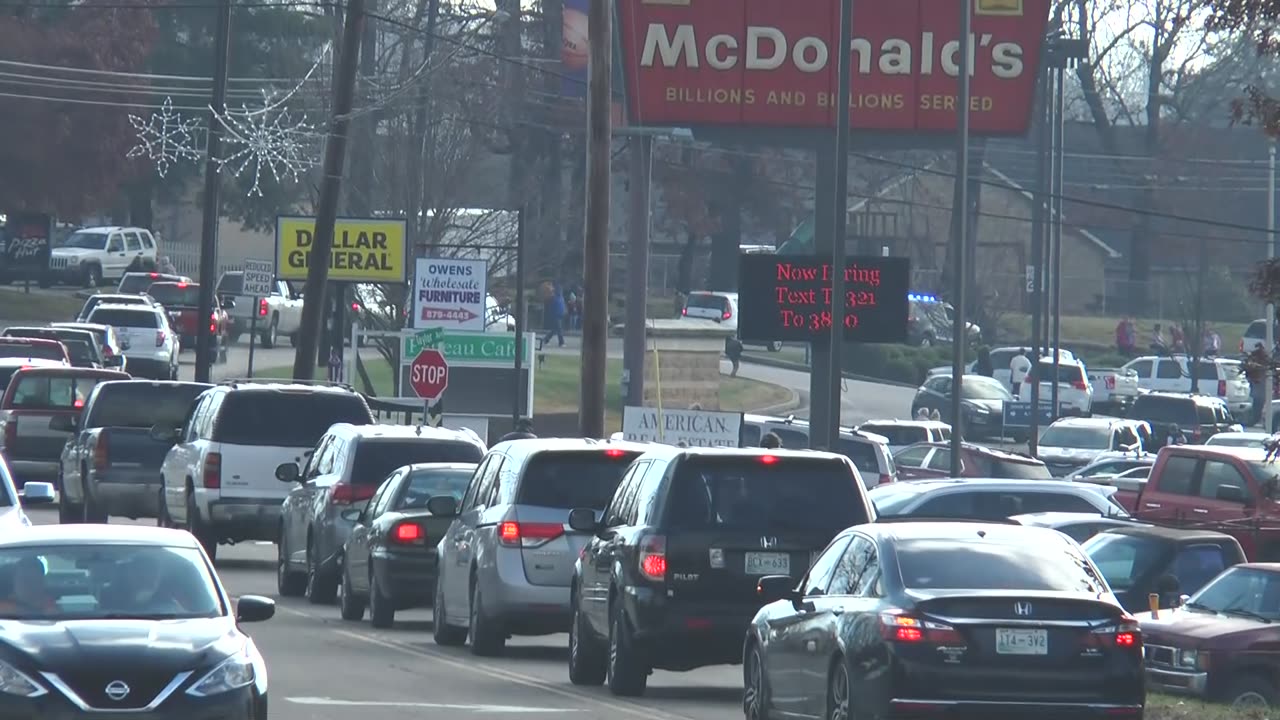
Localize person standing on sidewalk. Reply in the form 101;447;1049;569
540;282;566;349
1010;349;1032;396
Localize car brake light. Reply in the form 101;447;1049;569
210;314;218;334
259;298;268;317
760;455;778;465
1218;380;1227;396
177;282;189;288
639;534;666;581
604;448;626;458
1105;376;1115;390
202;453;221;489
1072;380;1088;390
93;436;109;471
391;521;425;544
681;307;688;316
330;483;376;506
155;330;166;348
149;273;159;278
351;302;360;312
722;309;732;320
879;611;964;644
498;521;565;548
1091;616;1141;649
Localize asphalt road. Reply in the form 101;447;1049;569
25;507;747;720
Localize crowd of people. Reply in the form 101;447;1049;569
1113;317;1223;357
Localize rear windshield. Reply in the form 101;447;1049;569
7;375;104;410
147;283;199;307
400;468;475;509
0;342;63;362
1036;362;1085;384
991;459;1054;479
665;456;867;531
686;293;728;311
213;391;373;447
1131;396;1197;425
1080;532;1165;591
64;340;97;365
1039;426;1111;450
89;309;159;328
118;274;173;293
215;273;243;295
85;383;207;429
895;539;1103;593
516;451;642;509
868;484;923;515
837;437;881;475
860;425;927;447
351;440;482;486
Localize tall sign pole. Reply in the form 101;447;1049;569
580;0;612;437
195;0;231;383
623;136;651;409
827;0;854;449
1267;143;1276;431
949;0;973;477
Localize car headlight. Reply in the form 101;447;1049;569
186;650;254;697
64;257;80;266
0;660;46;698
1176;649;1203;670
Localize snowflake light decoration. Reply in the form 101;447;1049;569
215;95;315;197
127;97;202;177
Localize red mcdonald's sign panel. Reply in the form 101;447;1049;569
616;0;1050;134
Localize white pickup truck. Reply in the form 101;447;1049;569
215;273;304;349
1088;366;1141;416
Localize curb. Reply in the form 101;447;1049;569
737;380;801;416
741;354;918;389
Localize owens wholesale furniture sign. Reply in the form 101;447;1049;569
737;254;910;344
412;258;488;331
275;216;408;283
616;0;1050;133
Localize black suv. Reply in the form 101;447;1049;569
564;446;875;696
1127;392;1239;447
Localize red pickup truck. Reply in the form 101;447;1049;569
146;281;227;362
1112;444;1280;561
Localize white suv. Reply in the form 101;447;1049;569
1121;354;1252;419
84;303;178;379
681;291;782;352
1018;356;1094;416
156;381;376;561
47;226;158;287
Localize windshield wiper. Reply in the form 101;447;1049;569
1222;606;1272;623
1182;601;1212;612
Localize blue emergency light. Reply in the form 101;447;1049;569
908;293;940;303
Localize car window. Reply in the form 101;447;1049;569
0;342;64;362
664;456;868;531
802;534;852;596
914;492;977;518
859;425;926;447
604;461;647;527
828;535;881;596
894;446;932;468
1156;361;1183;379
399;468;473;509
1188;567;1280;619
990;459;1053;479
1128;360;1153;377
770;428;808;448
83;383;206;429
1156;455;1199;496
896;538;1103;593
367;473;398;518
147;284;200;307
1081;532;1165;591
1199;460;1249;502
118;275;159;294
515;450;643;510
215;273;244;296
211;391;372;447
1194;362;1221;381
1197;404;1216;425
836;437;879;474
61;231;107;250
1132;396;1197;425
124;233;142;252
1039;426;1112;450
106;235;124;253
63;340;98;365
925;449;956;472
1036;362;1086;384
459;457;490;512
350;439;482;486
685;293;728;312
1172;545;1229;593
740;424;761;447
8;375;102;410
88;308;160;328
1014;492;1103;514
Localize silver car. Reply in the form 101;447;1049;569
430;438;649;656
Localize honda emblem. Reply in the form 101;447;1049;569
760;536;778;549
1014;601;1033;616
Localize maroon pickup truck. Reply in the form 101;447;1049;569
1112;444;1280;561
146;281;228;362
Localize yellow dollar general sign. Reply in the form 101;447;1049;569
275;216;408;283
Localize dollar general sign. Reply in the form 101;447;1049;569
275;216;408;283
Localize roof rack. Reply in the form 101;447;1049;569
218;378;354;390
874;516;1021;525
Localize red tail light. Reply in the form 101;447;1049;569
760;454;779;464
879;611;964;644
177;282;189;288
1072;380;1088;390
202;453;221;489
1105;376;1116;390
639;534;667;581
681;307;688;316
102;346;114;359
258;298;268;317
73;399;84;409
498;521;565;548
1091;616;1142;650
391;521;425;545
149;273;159;279
1218;380;1227;396
330;483;377;506
722;309;732;320
93;436;109;472
604;448;626;457
351;302;360;312
155;330;166;348
1240;339;1246;353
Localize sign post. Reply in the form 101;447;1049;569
240;259;275;378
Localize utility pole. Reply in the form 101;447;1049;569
291;0;367;380
194;0;232;383
949;0;973;476
1050;63;1064;415
579;0;611;437
623;136;651;408
828;0;853;449
1028;55;1049;456
1191;236;1207;393
1267;144;1276;430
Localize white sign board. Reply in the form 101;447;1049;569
412;258;488;331
242;259;275;297
621;407;742;448
1025;264;1035;293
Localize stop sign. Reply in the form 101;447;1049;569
409;348;449;400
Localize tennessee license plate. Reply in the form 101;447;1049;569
995;628;1048;655
745;552;790;575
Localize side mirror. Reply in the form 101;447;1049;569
48;415;77;432
274;463;300;483
567;507;600;533
757;575;800;604
426;495;459;517
18;482;55;505
148;424;179;443
222;297;236;309
339;508;362;523
1156;573;1181;596
235;595;276;623
1176;594;1191;609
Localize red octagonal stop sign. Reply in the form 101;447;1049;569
409;348;449;400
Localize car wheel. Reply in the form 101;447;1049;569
606;600;647;696
919;335;934;347
83;265;101;289
156;488;171;528
82;496;107;524
432;579;466;646
338;561;365;621
58;480;82;525
304;537;337;605
277;532;306;597
289;332;298;348
744;644;772;720
186;493;217;562
368;569;394;629
826;658;850;720
1229;676;1277;710
261;315;278;349
568;592;606;686
467;582;505;656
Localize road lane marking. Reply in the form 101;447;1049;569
286;697;583;712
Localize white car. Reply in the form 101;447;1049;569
1121;354;1252;419
47;226;158;287
855;419;951;453
682;290;782;351
1204;431;1272;449
1018;356;1093;416
927;347;1076;391
1065;451;1155;482
1035;417;1148;476
84;303;178;380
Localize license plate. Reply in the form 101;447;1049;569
995;628;1048;655
745;552;790;575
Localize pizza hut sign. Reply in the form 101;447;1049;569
617;0;1050;133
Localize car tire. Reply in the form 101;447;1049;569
82;264;101;289
606;600;647;697
338;562;365;621
156;488;172;528
58;482;83;525
468;582;505;656
186;493;217;562
432;580;466;646
368;569;394;629
1228;675;1277;711
744;644;772;720
82;496;107;524
289;332;298;348
304;537;337;605
261;315;278;349
277;532;306;597
568;593;606;686
826;657;850;720
767;341;782;352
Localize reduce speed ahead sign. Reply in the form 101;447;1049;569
410;348;449;401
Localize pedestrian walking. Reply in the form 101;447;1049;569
539;283;566;350
1009;349;1031;396
725;336;743;377
975;346;994;377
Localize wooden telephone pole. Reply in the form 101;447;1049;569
579;0;611;437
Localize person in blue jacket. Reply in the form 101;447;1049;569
541;283;566;349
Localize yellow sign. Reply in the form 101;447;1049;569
275;216;408;283
976;0;1023;15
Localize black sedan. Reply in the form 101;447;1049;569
338;462;476;628
910;374;1012;440
745;521;1144;720
0;524;273;719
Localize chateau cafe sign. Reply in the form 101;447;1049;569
617;0;1051;134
